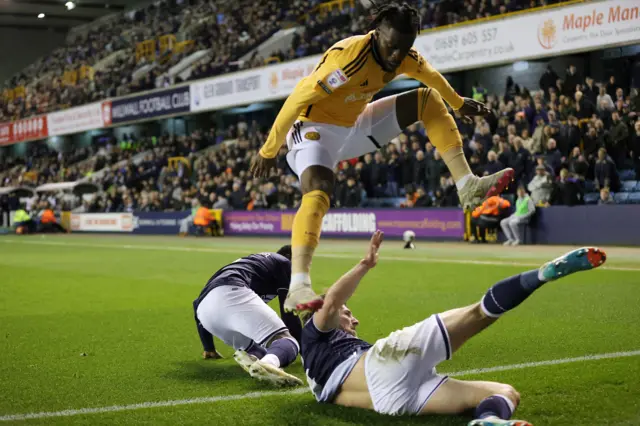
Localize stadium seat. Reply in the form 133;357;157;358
584;193;599;205
584;180;596;193
628;193;640;204
614;193;629;204
621;181;637;192
620;169;636;181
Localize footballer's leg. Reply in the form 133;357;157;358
285;163;333;313
421;247;606;423
243;331;303;387
395;89;514;210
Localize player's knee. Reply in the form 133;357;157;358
301;166;334;195
498;384;520;407
267;331;296;348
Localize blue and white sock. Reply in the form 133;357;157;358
245;341;267;359
481;270;546;318
475;394;515;420
262;337;299;368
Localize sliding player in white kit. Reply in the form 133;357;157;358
300;232;606;425
193;245;303;386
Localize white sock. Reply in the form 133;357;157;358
290;273;311;290
455;174;473;191
537;267;548;282
260;354;280;368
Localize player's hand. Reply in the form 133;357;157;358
249;153;277;178
203;350;223;360
361;230;383;269
455;98;491;123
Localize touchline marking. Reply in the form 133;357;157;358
1;350;638;422
2;239;638;272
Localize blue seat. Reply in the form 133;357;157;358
620;169;636;181
635;182;640;192
614;193;629;204
584;193;599;205
628;193;640;204
621;181;638;192
584;180;596;192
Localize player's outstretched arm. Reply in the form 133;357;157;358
314;231;383;332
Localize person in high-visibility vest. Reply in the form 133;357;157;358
193;200;221;237
13;205;36;234
470;195;511;243
500;186;536;246
38;204;68;233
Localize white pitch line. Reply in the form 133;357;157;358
1;350;639;422
2;238;639;272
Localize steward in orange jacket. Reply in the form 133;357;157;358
470;196;511;243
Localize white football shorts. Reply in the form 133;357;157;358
196;284;287;350
364;314;452;415
285;95;402;177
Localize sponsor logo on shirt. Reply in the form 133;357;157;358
326;69;348;89
344;92;374;103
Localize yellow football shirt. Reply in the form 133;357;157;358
259;31;465;158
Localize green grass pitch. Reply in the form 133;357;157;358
1;235;639;425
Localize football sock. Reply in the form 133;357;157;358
481;270;545;318
246;340;267;359
290;190;330;289
278;289;302;344
264;337;299;368
475;395;514;420
418;87;472;183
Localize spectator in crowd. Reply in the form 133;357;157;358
568;148;589;180
483;151;505;176
342;177;362;208
564;65;581;97
598;187;615;205
528;164;554;206
597;86;615;112
551;168;583;206
608;111;629;168
583;125;605;160
469;195;511;244
583;76;598;106
631;120;640;179
594;148;620;192
606;75;619;99
500;185;535;246
545;139;563;174
413;187;432;207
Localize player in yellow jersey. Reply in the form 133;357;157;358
250;2;514;313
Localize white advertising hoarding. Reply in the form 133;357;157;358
48;102;108;137
189;56;320;112
417;0;640;72
70;213;134;232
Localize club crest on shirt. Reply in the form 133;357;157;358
304;131;321;141
383;72;397;83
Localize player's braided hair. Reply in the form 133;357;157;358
368;1;421;34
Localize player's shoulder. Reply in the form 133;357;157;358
323;33;373;63
400;46;427;73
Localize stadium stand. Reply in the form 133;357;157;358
2;62;639;216
2;0;570;122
